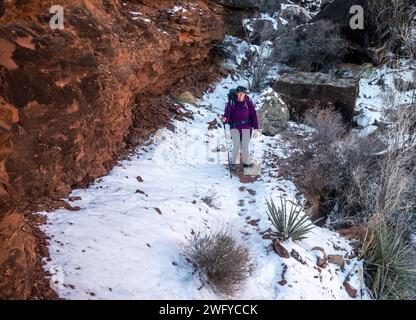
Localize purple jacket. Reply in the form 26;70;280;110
223;96;259;132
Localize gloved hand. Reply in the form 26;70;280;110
252;129;261;139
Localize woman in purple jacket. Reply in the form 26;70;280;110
221;86;261;171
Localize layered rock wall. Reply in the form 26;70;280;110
0;0;224;298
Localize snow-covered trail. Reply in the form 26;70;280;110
41;70;367;300
39;3;416;300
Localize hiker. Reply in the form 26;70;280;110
221;86;260;171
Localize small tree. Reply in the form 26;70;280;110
239;17;277;92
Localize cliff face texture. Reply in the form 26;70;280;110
0;0;224;299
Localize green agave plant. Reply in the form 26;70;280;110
363;223;416;300
265;196;316;241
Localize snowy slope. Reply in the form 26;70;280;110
355;60;415;131
40;33;370;300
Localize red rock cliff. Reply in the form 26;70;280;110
0;0;224;298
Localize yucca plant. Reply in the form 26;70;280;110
265;196;316;241
362;222;416;300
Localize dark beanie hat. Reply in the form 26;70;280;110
236;86;249;94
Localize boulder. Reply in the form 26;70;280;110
343;281;357;298
245;18;276;45
312;0;367;27
176;91;198;105
280;3;311;25
257;88;290;136
260;0;282;14
327;254;345;270
272;19;350;71
218;1;281;38
274;72;359;124
273;239;290;258
311;0;374;63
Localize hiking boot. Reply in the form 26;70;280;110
230;164;237;172
243;162;255;168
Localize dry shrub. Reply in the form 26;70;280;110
288;104;416;299
289;107;348;220
271;20;348;71
366;0;416;63
359;104;416;299
201;186;220;209
289;103;416;231
184;230;253;297
344;104;416;232
240;20;276;92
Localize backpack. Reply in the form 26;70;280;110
228;88;248;109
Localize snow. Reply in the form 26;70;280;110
355;60;415;128
131;16;151;23
167;6;187;15
243;14;280;33
257;88;286;108
283;0;322;16
279;17;289;26
242;19;254;33
39;21;370;301
280;3;312;20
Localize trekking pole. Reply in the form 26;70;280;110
222;122;232;179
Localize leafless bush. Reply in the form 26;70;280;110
302;107;347;147
289;101;416;232
366;0;416;63
240;20;276;92
287;102;416;299
353;104;416;300
331;105;414;230
184;230;253;297
366;105;416;228
201;186;220;209
289;107;348;219
250;42;272;92
271;20;348;71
